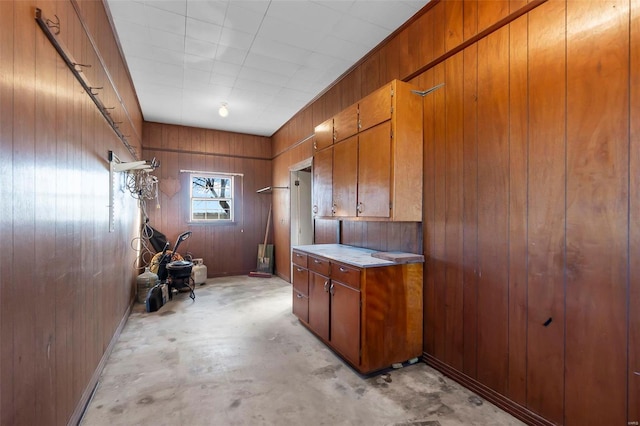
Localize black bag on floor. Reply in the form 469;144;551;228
145;284;164;312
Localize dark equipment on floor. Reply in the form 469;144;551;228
147;231;195;312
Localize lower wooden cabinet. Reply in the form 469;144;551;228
292;248;423;374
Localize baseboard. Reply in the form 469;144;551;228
422;353;555;426
68;302;133;426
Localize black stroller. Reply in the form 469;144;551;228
156;231;196;301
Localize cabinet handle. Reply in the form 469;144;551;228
313;140;317;150
296;293;304;299
339;267;348;273
331;203;337;214
312;205;318;214
314;259;321;264
357;202;363;213
324;281;329;292
296;267;304;272
295;254;302;258
329;283;335;296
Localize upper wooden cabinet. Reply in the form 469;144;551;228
312;79;423;221
333;104;359;143
313;118;334;152
358;83;393;132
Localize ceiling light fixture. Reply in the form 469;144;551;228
218;103;229;118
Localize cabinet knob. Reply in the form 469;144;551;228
357;202;363;213
339;267;348;273
331;203;337;214
296;293;304;299
324;281;329;292
329;282;335;296
312;205;318;214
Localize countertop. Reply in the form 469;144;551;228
292;244;424;268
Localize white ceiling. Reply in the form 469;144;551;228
105;0;430;137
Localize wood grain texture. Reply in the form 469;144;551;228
461;44;478;379
432;62;447;362
422;67;436;356
312;147;332;218
507;15;528;406
357;123;391;218
330;281;361;365
443;53;464;371
0;0;15;424
476;26;509;395
309;271;330;341
332;136;358;217
526;3;566;421
2;1;141;423
630;0;640;422
565;0;629;423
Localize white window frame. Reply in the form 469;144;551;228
189;173;235;223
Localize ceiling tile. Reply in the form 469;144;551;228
106;0;431;136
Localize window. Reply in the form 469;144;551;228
190;174;234;222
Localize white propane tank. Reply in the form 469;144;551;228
191;258;207;285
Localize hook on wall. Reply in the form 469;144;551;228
45;14;60;35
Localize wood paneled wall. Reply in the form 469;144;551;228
272;0;640;424
142;122;272;277
0;0;142;424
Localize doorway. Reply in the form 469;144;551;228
290;166;313;248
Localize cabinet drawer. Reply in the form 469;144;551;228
292;251;308;268
292;266;309;296
308;255;330;276
331;263;360;290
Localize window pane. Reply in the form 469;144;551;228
191;177;232;198
192;199;231;220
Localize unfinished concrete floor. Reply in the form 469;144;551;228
81;275;525;426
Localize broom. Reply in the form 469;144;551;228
249;203;272;277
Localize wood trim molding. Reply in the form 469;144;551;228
69;302;134;426
142;145;271;161
272;133;314;160
404;0;548;82
422;353;554;426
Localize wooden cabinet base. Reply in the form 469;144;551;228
292;248;423;375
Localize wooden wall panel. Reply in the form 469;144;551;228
12;3;38;424
565;0;629;423
507;16;528;406
476;26;509;395
630;0;640;422
270;1;638;424
2;1;144;423
443;53;464;371
0;0;15;423
422;67;436;356
461;44;478;379
526;3;566;422
142;122;273;278
432;63;446;362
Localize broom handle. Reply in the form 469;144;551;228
262;204;272;257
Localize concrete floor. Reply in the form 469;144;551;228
81;275;525;426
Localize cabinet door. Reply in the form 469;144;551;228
332;136;358;217
330;281;361;366
357;122;391;218
312;148;333;217
359;83;392;132
309;272;330;341
333;104;358;142
314;118;333;152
